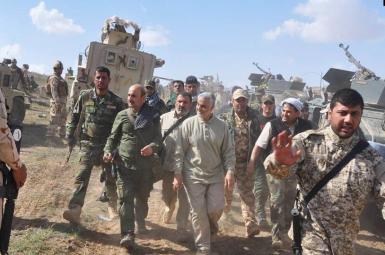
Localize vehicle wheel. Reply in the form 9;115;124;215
8;96;26;126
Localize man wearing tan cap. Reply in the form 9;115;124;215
254;94;276;229
220;88;261;238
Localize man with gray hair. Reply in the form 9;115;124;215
174;92;235;255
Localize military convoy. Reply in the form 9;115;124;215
0;59;30;126
70;16;164;104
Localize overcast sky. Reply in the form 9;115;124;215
1;0;385;88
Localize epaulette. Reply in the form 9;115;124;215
297;128;324;140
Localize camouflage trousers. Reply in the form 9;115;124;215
68;143;117;211
224;162;258;233
48;100;67;137
161;170;189;229
253;163;269;222
116;162;153;235
183;178;224;252
267;173;297;241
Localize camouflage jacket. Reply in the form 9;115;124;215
49;74;68;102
220;107;262;161
104;105;162;170
66;88;124;145
264;126;385;254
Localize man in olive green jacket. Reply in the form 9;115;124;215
103;84;162;250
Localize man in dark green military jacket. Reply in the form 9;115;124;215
103;84;162;250
63;66;124;224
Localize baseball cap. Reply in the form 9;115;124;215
233;89;249;100
262;95;275;104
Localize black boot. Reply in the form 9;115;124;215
97;191;109;202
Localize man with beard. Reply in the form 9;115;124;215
254;94;276;229
221;89;261;237
63;66;124;224
103;84;162;250
166;80;185;111
145;80;168;115
174;92;235;255
160;92;192;232
247;97;313;249
184;75;200;115
264;88;385;255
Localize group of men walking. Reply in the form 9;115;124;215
54;64;385;255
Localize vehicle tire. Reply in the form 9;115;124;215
8;96;26;126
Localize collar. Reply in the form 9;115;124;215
198;114;215;124
325;125;358;146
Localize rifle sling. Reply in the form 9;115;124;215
303;140;369;206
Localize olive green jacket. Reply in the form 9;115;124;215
104;105;162;170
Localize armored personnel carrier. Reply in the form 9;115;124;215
0;59;29;126
71;16;165;103
248;62;306;104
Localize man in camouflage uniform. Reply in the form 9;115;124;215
185;75;200;115
144;80;168;115
103;84;162;249
63;66;124;224
9;59;27;92
264;88;385;255
47;61;69;137
0;89;27;226
221;89;261;237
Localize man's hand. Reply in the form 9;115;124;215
246;160;256;176
224;171;234;191
12;163;27;189
103;153;113;162
141;145;154;157
272;131;301;166
173;173;183;191
54;102;61;113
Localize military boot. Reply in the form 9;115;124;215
97;191;109;202
162;204;175;224
120;232;135;250
63;205;81;224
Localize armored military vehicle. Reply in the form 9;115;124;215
72;16;165;103
0;59;29;126
249;62;306;104
321;43;385;145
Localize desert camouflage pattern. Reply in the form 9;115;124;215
47;74;69;136
265;126;385;255
224;114;259;235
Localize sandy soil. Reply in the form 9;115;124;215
8;101;385;254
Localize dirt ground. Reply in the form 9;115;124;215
7;100;385;255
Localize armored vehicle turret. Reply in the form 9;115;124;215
248;62;306;104
71;16;165;103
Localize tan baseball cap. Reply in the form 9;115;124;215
262;95;275;103
233;89;249;100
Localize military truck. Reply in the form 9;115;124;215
0;59;29;126
248;62;306;104
71;16;164;103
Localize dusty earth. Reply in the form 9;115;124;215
6;100;385;255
